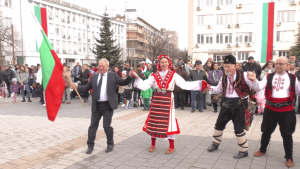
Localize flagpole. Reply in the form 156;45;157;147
63;69;86;107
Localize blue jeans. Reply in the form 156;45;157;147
20;83;30;98
191;91;203;110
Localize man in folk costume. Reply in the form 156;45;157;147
132;55;209;154
207;55;254;159
248;57;300;168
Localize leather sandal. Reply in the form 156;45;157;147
165;148;175;154
254;150;266;157
148;146;155;152
286;159;294;167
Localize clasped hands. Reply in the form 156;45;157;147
247;71;257;81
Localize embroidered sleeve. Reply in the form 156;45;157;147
295;77;300;95
174;73;203;91
244;72;267;91
134;75;155;90
210;77;223;94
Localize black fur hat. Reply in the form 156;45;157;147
223;55;236;64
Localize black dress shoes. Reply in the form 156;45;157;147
105;144;114;153
86;147;94;154
199;109;203;112
233;151;248;159
207;144;218;152
191;109;195;113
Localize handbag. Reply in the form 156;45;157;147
211;94;222;103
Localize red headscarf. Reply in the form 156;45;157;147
156;55;173;72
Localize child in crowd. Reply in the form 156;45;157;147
10;78;21;104
255;89;266;115
0;82;5;98
141;87;153;111
123;86;132;109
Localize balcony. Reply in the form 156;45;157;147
127;28;143;34
127;36;144;42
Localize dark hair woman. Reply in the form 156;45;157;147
208;62;223;112
260;61;275;79
114;66;122;104
79;64;90;102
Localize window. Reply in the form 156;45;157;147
83;43;86;52
83;17;86;24
68;42;72;52
216;14;232;24
48;8;53;17
73;28;76;37
216;0;232;5
279;51;289;57
236;13;253;24
55;8;59;18
197;34;213;44
216;33;232;43
67;27;71;36
78;29;81;38
5;0;12;7
61;10;65;20
67;13;70;21
238;52;249;61
277;11;295;22
61;26;65;35
55;25;60;34
198;0;213;7
78;15;81;23
73;13;76;22
276;31;294;42
73;42;77;52
235;33;252;43
56;40;60;51
83;30;86;39
78;43;82;52
49;24;54;34
62;41;66;50
50;39;54;48
197;15;213;25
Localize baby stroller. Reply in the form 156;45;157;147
0;82;5;98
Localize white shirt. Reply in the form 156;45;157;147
97;72;108;101
134;70;203;91
210;72;252;98
250;72;300;98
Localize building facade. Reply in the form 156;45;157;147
188;0;300;64
0;0;126;68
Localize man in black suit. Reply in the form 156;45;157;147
72;58;133;154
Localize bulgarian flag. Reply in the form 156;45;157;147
261;2;275;63
34;6;48;37
145;58;152;65
31;12;65;121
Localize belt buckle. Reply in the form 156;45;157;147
157;88;161;93
161;88;167;94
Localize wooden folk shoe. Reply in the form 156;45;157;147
165;148;175;154
254;150;266;157
148;146;155;152
286;159;294;167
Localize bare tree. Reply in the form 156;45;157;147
0;12;21;67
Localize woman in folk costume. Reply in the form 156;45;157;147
132;55;208;154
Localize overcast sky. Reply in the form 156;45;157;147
74;0;188;50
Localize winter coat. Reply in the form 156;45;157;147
3;68;15;82
72;65;81;78
141;88;153;99
63;67;72;87
79;69;90;85
208;70;223;86
10;83;21;93
123;89;133;99
189;68;208;82
17;69;29;84
260;67;275;79
28;74;35;86
119;77;131;94
242;62;262;80
0;70;3;84
174;69;188;92
184;64;193;75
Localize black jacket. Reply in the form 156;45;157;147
0;70;3;84
242;62;262;80
123;89;133;99
77;72;132;112
3;69;15;82
79;69;90;85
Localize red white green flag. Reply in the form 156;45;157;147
31;12;65;121
34;6;48;37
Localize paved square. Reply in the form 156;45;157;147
0;95;300;169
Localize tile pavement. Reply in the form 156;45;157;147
0;95;300;169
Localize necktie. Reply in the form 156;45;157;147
96;74;104;101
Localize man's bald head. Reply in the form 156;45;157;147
275;57;288;74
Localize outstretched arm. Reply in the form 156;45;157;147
174;73;207;91
245;71;267;92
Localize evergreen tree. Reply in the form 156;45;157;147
92;8;121;67
289;26;300;58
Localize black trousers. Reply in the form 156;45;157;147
185;91;191;103
259;108;296;160
174;92;185;108
5;81;11;95
214;99;248;134
87;101;114;148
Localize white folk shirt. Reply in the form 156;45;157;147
250;72;300;98
97;72;108;101
210;72;252;98
134;70;203;91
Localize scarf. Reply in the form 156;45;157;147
213;70;218;82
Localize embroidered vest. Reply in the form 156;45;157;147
152;71;176;91
222;70;250;98
265;72;295;103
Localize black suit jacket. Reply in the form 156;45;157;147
78;72;132;112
